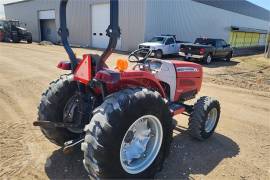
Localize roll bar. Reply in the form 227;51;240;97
58;0;121;71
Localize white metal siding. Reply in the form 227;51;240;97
4;0;268;50
144;0;269;43
119;0;146;51
4;0;145;51
4;0;59;43
39;10;55;20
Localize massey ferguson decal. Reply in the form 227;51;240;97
176;67;198;72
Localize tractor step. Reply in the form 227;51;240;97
169;103;186;116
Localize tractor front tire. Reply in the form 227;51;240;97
81;88;173;178
188;96;220;140
37;74;80;146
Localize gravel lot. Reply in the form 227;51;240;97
0;42;269;179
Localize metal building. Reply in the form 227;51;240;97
4;0;270;51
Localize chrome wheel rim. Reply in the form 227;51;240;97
205;108;218;133
120;115;163;174
207;55;212;64
156;51;162;59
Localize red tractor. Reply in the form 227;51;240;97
34;0;221;178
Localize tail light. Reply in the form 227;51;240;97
199;48;205;55
57;61;71;70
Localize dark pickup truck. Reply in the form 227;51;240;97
179;38;233;64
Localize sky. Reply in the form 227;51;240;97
0;0;270;19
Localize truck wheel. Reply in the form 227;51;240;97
27;37;32;43
37;74;82;146
82;88;173;178
188;96;220;140
203;54;212;64
0;32;4;42
155;50;163;59
225;52;232;61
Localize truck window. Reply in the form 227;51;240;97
10;21;20;27
194;38;215;46
149;37;165;43
220;40;227;47
165;38;174;45
216;40;227;48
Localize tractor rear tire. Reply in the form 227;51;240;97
188;96;220;140
81;88;173;178
37;74;80;146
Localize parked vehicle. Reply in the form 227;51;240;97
0;20;32;43
179;38;233;64
33;0;221;178
139;35;186;58
0;26;4;42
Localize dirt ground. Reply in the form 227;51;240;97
0;42;269;180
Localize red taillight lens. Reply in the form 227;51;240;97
57;61;71;70
199;48;205;55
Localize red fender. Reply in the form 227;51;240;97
120;71;166;97
94;70;166;98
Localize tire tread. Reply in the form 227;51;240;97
82;88;172;178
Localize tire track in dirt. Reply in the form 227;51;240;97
1;43;270;180
0;75;57;178
0;88;31;178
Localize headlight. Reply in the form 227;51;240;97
150;46;156;50
149;61;162;71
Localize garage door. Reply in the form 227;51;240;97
39;10;57;43
40;19;57;43
92;4;110;49
91;4;121;49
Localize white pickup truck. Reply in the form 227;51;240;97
138;35;185;58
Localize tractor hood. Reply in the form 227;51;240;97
140;42;163;47
171;60;203;78
17;27;27;31
16;26;31;35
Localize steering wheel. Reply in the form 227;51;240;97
128;48;153;63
